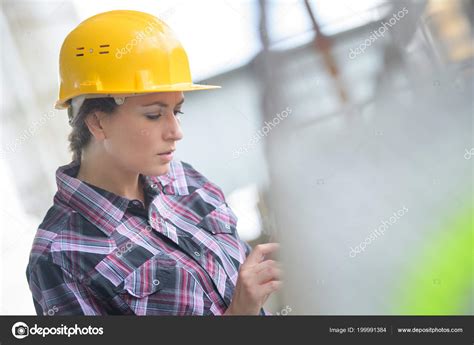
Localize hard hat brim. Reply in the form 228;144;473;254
55;83;221;109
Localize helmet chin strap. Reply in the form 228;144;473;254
68;95;126;126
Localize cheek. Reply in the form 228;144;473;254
130;127;157;150
136;125;163;145
139;128;152;138
133;122;167;153
110;121;157;154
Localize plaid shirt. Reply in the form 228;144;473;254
26;160;266;315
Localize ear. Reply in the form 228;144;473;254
84;111;108;140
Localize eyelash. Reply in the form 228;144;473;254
145;110;184;120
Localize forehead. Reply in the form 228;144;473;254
126;92;184;107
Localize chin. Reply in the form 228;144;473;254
144;162;170;177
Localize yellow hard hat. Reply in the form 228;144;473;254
55;10;220;109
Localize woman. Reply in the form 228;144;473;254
26;10;282;316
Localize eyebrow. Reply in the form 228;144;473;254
142;98;185;108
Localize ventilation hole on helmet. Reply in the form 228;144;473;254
99;44;110;48
99;51;109;54
76;47;84;56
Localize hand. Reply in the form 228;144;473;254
224;243;283;315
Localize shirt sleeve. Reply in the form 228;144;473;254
27;259;108;315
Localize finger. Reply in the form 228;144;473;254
256;267;283;285
260;280;283;297
245;243;280;266
255;260;280;274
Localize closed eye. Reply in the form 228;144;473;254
145;110;184;121
145;114;160;120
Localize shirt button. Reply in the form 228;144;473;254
225;224;231;230
194;251;201;257
131;200;141;207
150;183;158;189
152;279;160;286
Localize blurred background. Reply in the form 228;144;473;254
0;0;472;315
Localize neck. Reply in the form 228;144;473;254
76;149;144;203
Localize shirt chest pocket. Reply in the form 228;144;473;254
120;255;180;315
196;203;238;235
153;192;237;236
120;255;213;315
171;201;246;269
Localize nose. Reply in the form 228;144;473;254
162;111;183;142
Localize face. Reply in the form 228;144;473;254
92;92;184;176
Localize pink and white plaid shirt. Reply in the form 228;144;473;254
26;160;267;315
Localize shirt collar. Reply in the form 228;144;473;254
54;160;189;237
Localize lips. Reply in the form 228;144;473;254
157;149;175;163
158;149;175;155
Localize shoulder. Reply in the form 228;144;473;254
173;160;227;204
27;202;109;271
29;204;71;260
